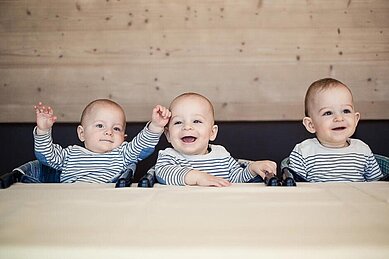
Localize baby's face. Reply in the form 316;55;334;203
78;103;126;153
307;85;360;148
165;95;218;155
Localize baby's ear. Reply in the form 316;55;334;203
77;125;85;142
209;125;219;141
302;117;316;134
354;112;361;125
164;127;171;143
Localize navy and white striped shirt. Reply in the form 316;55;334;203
289;138;382;182
34;125;161;183
155;144;255;185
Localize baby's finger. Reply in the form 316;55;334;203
158;107;171;119
39;105;46;113
210;181;224;187
213;178;231;187
162;109;171;119
220;180;232;187
47;106;54;115
264;166;275;174
158;105;167;114
36;106;45;114
34;102;43;111
264;161;277;172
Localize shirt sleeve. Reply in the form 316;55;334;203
121;123;162;166
228;157;255;183
364;153;383;181
288;144;308;181
155;151;191;186
33;126;69;170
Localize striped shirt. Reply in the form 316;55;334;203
289;138;382;182
155;144;255;185
33;125;161;183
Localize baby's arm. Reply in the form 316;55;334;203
148;105;171;134
155;151;231;187
185;170;231;187
33;103;68;170
365;153;383;181
248;160;277;179
288;145;308;180
34;102;57;135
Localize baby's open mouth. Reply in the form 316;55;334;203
181;136;197;143
332;127;346;131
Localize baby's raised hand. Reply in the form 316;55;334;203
34;102;57;134
148;105;171;134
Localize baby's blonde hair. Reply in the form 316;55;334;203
304;78;353;117
170;92;215;121
80;99;126;127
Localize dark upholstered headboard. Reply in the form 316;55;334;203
1;120;388;182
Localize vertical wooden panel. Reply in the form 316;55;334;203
0;0;388;122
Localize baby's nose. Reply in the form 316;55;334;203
183;123;193;130
334;114;344;122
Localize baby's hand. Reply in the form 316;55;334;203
148;105;171;134
34;102;57;135
249;160;277;179
185;170;231;187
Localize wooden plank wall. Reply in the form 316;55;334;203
0;0;388;122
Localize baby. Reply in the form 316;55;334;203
155;92;277;187
289;78;382;182
34;99;170;183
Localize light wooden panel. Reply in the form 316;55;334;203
0;0;388;122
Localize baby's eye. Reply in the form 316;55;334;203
113;127;122;132
193;120;202;123
322;111;332;116
343;109;352;114
96;124;104;128
173;121;182;125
